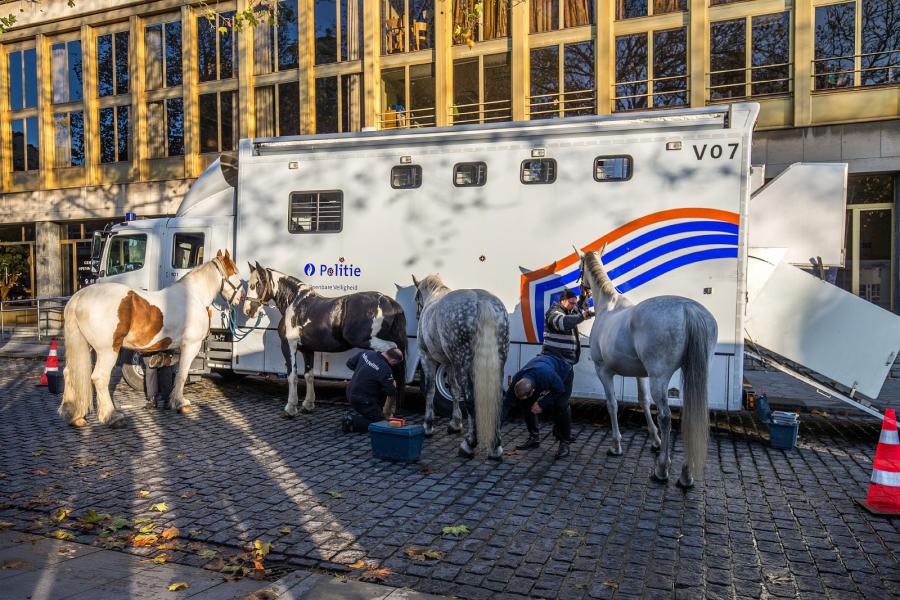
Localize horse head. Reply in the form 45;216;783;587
411;274;446;318
243;261;274;318
213;249;244;307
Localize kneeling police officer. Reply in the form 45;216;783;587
341;348;404;433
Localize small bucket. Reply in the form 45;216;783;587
769;421;799;450
46;371;64;395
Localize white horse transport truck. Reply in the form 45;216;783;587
92;103;900;418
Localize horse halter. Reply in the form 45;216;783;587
212;258;243;305
244;267;272;314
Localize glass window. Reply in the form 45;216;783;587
289;191;343;233
409;64;435;126
279;0;300;70
564;41;595;116
521;159;557;184
148;98;184;158
316;74;361;133
198;12;236;82
483;53;511;122
11;117;40;172
653;28;688;107
106;235;147;275
51;40;83;104
848;174;895;205
53;111;85;168
615;29;685;111
172;233;205;269
454;162;487;187
531;0;559;32
257;81;300;137
100;106;130;163
8;49;38;110
199;91;238;154
391;165;422;188
617;0;684;20
861;0;900;86
453;0;509;45
814;2;856;89
710;19;746;100
751;13;791;96
98;31;129;97
453;54;511;124
615;33;648;111
530;46;559;119
594;156;633;181
382;0;432;54
316;0;338;64
314;0;362;64
340;0;363;61
146;21;182;90
315;76;339;133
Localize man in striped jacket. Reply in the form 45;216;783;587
540;289;594;448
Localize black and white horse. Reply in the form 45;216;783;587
243;263;407;417
413;274;509;460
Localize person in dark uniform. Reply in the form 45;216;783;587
143;351;179;409
341;348;404;433
501;352;574;459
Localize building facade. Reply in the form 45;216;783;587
0;0;897;307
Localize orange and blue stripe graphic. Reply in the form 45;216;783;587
520;208;741;343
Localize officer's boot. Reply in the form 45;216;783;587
516;412;541;450
564;406;577;443
554;408;572;460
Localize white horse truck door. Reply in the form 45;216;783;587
162;227;211;287
100;228;158;291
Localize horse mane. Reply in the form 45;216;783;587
268;269;313;310
418;274;449;293
583;251;621;301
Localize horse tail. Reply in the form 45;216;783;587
681;303;716;480
472;301;502;453
391;302;408;404
60;295;93;422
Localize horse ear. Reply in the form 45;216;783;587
519;266;534;275
247;261;255;272
395;283;402;291
216;249;223;258
224;249;231;259
572;245;584;259
411;275;419;286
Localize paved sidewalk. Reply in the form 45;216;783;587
0;530;446;600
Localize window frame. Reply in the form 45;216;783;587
288;190;345;234
453;162;488;187
593;155;633;182
171;232;206;269
520;158;558;185
391;164;423;189
105;234;148;275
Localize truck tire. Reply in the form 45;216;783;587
121;352;144;391
433;364;454;418
213;369;247;382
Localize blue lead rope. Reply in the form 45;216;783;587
220;305;262;342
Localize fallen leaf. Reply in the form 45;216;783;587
203;558;225;571
33;468;49;476
176;453;186;460
152;554;171;564
253;539;271;560
252;559;265;571
198;548;218;560
602;580;619;589
103;539;126;550
138;490;150;498
179;491;197;499
139;523;157;534
325;490;343;499
52;508;72;524
98;471;112;479
133;517;152;524
404;546;444;561
133;534;159;547
161;526;179;540
0;522;13;530
82;510;110;525
503;449;519;457
349;560;372;570
31;449;44;456
156;542;179;551
0;559;31;569
561;529;579;537
278;527;292;534
360;567;392;582
441;525;470;538
575;583;589;589
52;530;75;540
149;502;169;513
107;517;129;532
187;530;201;537
167;582;190;591
221;564;241;574
0;472;9;478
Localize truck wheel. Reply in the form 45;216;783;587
433;364;454;418
213;369;247;382
121;352;144;391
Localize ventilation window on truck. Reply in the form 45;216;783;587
391;165;422;189
521;159;557;184
594;156;632;181
289;191;343;233
454;162;487;187
172;232;204;269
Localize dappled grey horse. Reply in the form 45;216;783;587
577;248;716;488
413;275;509;460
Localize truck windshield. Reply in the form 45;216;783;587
106;235;147;275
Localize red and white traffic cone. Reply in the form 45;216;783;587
39;340;59;386
859;408;900;515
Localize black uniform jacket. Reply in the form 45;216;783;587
346;351;398;404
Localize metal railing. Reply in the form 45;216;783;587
813;50;900;90
376;106;437;130
450;99;513;125
707;62;793;101
612;74;689;112
528;88;595;119
0;296;69;340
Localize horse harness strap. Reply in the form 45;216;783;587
212;259;242;305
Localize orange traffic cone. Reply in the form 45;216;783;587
860;408;900;515
39;340;59;386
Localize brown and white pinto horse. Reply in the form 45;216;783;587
59;250;244;428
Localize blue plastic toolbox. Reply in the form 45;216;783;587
369;421;425;462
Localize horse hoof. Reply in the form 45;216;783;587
650;471;669;484
457;447;475;460
70;417;88;428
280;411;296;419
177;405;192;414
651;444;661;453
108;416;127;429
488;454;503;462
423;429;434;438
300;407;314;414
676;478;694;490
447;426;462;435
607;447;622;457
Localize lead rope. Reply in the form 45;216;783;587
220;305;262;342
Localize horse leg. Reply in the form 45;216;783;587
281;339;300;418
637;377;661;451
92;350;125;428
169;340;203;414
595;363;621;456
421;356;438;436
456;368;476;459
300;350;316;413
649;377;673;483
448;367;464;435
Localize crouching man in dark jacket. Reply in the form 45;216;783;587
341;348;404;433
501;353;574;459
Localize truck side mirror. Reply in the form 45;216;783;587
90;231;104;276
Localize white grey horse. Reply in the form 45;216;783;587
576;248;716;488
412;275;509;460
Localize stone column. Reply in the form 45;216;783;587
35;221;64;298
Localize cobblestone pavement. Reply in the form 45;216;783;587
1;358;898;600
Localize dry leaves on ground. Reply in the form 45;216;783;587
179;491;197;499
139;523;157;534
52;530;75;540
359;567;392;583
0;560;31;569
403;546;444;561
161;527;179;540
149;502;169;513
133;534;159;547
31;449;44;456
167;581;190;591
278;527;292;535
51;508;72;524
32;468;49;476
0;522;14;530
198;548;218;560
138;490;150;498
602;580;619;589
441;525;470;538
